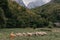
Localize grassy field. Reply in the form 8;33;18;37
0;28;60;40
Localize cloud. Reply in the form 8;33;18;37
42;0;51;3
23;0;51;6
14;0;51;8
23;0;36;6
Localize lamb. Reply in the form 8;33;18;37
10;32;16;40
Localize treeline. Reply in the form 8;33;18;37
0;0;60;28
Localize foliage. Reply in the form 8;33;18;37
0;0;60;28
32;2;60;28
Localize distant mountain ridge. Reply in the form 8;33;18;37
50;0;60;3
27;0;44;8
14;0;51;9
14;0;25;7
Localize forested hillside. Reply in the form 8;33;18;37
0;0;41;28
0;0;60;28
32;0;60;27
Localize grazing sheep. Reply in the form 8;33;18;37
22;32;27;36
34;32;39;36
37;32;47;36
9;31;47;39
34;32;47;36
27;32;33;36
10;32;16;40
16;33;23;36
32;32;40;36
37;32;44;36
41;32;47;35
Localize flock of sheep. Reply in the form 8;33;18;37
10;31;47;39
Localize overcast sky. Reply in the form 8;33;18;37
23;0;51;6
15;0;51;6
23;0;36;6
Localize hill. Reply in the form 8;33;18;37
0;0;60;28
0;0;41;28
32;0;60;27
15;0;51;9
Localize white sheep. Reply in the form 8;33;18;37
34;32;39;36
22;32;27;36
27;32;33;36
31;32;39;36
34;32;47;36
42;32;47;35
16;33;23;36
37;32;47;36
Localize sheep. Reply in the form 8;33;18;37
37;32;44;36
22;32;27;36
35;32;42;36
15;33;23;36
33;32;39;36
27;32;33;36
41;32;47;35
37;32;47;36
33;32;47;36
10;32;16;40
31;32;40;36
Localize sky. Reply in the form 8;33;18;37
14;0;51;6
23;0;51;6
42;0;51;3
23;0;36;6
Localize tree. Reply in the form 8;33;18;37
0;8;6;28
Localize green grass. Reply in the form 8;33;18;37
0;28;60;40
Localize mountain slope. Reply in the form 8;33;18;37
14;0;25;7
15;0;51;9
27;0;44;8
50;0;60;3
0;0;60;28
0;0;42;28
32;0;60;22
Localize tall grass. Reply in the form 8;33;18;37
0;28;60;40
